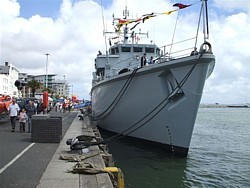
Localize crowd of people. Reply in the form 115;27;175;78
140;53;155;67
8;99;38;133
7;98;75;133
53;101;73;113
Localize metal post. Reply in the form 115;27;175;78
23;85;25;98
69;84;73;97
45;53;50;89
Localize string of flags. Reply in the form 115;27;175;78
114;2;194;32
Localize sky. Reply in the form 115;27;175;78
0;0;250;104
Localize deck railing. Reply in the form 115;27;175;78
160;36;198;59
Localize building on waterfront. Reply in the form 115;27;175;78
18;73;70;98
18;74;56;97
52;79;69;97
0;62;19;97
30;74;56;90
0;61;70;98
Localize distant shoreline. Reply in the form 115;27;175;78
200;104;250;108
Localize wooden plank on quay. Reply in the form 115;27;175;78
79;115;113;188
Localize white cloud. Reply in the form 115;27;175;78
0;0;20;18
1;0;104;100
213;0;250;12
1;0;250;103
204;10;250;103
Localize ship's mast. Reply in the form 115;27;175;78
123;5;129;44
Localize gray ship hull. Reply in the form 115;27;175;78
91;54;215;156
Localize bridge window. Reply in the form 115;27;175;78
121;47;131;52
110;47;119;54
156;48;160;56
133;47;143;52
145;47;155;53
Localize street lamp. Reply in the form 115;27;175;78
68;84;73;97
45;53;50;88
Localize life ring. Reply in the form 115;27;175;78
199;42;212;53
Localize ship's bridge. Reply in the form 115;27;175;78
93;43;161;83
109;43;161;56
107;43;161;71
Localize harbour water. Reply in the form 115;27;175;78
103;107;250;188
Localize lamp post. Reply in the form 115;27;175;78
45;53;50;89
69;84;73;97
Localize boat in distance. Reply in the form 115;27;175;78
91;1;215;157
227;105;249;108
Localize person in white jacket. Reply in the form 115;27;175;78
8;99;20;132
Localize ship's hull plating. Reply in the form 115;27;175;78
91;54;215;156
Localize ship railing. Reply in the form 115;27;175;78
160;36;198;60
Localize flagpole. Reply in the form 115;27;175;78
45;53;50;89
100;1;110;66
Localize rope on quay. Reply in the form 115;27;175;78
59;152;102;162
68;162;124;188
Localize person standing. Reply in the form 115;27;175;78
18;108;27;133
68;102;72;113
148;56;154;64
26;101;37;133
62;102;66;113
141;53;147;67
8;99;20;132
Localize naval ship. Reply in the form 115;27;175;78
91;0;215;156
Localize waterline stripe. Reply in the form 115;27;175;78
0;143;35;174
